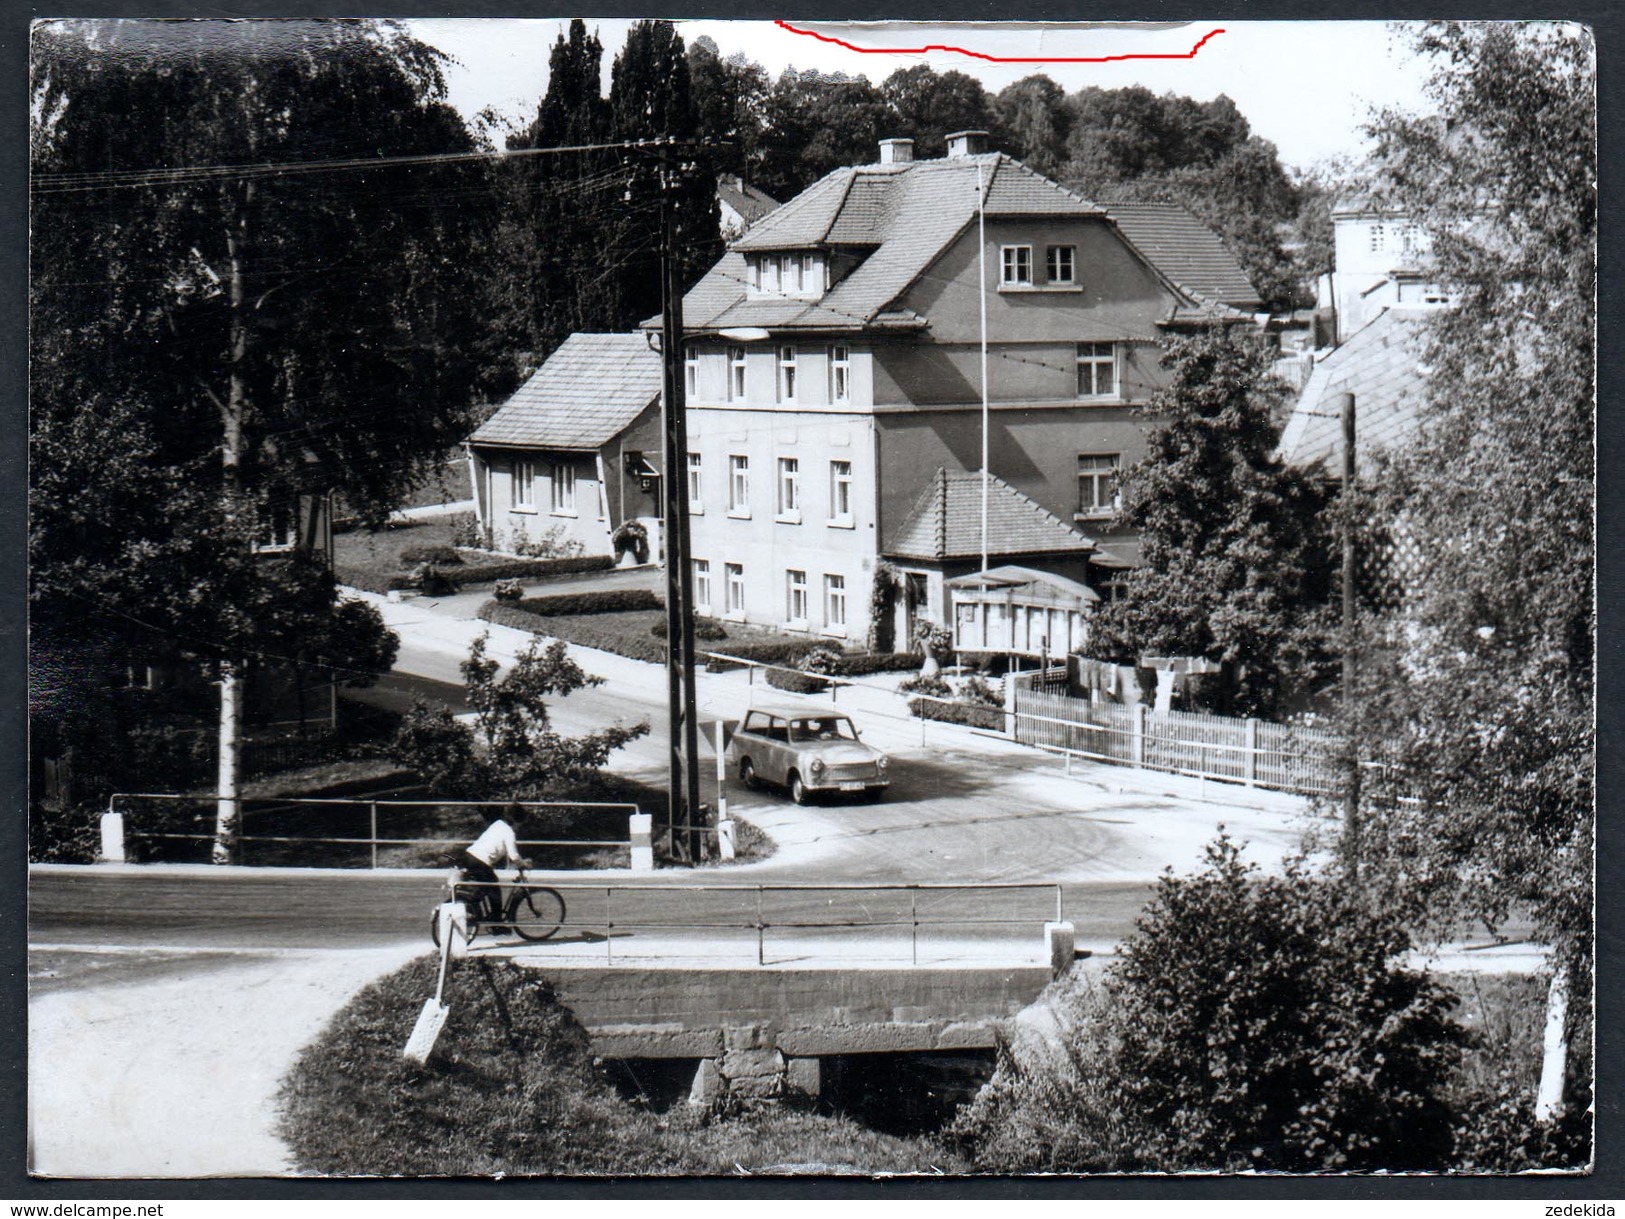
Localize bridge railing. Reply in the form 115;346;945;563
100;794;651;871
452;879;1067;968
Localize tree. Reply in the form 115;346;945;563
1058;87;1304;309
390;635;649;799
991;75;1070;176
31;20;490;854
608;20;721;326
878;65;993;159
687;36;769;180
494;19;620;370
1089;327;1333;717
756;69;891;199
1348;21;1594;1116
950;837;1469;1172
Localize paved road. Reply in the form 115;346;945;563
29;864;1147;959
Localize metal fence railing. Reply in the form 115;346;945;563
102;795;643;869
1008;684;1344;797
454;879;1065;967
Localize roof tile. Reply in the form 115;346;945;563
1104;201;1262;309
469;333;660;450
1278;308;1431;471
885;468;1094;561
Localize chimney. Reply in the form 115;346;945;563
946;130;989;159
878;138;914;165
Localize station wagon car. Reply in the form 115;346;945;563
727;706;890;804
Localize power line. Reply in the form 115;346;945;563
31;135;722;194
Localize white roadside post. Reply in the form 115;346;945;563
99;807;126;864
715;719;735;861
629;811;654;873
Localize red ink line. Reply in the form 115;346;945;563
774;21;1226;65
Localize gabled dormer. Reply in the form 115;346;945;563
744;250;829;300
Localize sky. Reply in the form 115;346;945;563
407;19;1437;173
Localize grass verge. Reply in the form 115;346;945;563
278;957;963;1176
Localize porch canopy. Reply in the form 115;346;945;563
946;565;1099;659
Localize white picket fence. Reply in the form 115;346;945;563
1008;683;1343;796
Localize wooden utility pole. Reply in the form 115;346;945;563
1337;390;1360;881
657;141;703;863
214;179;254;865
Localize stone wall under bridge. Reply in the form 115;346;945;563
528;962;1058;1104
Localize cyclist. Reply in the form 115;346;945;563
459;807;531;924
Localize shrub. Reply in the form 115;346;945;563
950;836;1471;1173
493;579;524;602
515;589;661;616
764;666;832;695
398;544;461;566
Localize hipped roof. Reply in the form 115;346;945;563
885;468;1095;562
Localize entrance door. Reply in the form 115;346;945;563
903;573;929;650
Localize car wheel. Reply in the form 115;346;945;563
789;772;810;805
738;757;758;790
864;786;887;803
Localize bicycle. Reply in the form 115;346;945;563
429;866;567;945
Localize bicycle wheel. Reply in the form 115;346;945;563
512;886;567;941
430;905;478;947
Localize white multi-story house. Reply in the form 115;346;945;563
644;131;1261;655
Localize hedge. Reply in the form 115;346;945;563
702;639;824;672
515;588;662;616
907;697;1006;731
478;601;669;665
337;552;616;596
650;618;729;641
825;651;922;676
763;666;835;695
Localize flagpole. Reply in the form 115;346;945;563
978;160;990;580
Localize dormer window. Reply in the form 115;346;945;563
746;252;826;300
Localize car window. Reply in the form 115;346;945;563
742;711;771;735
768;718;790;743
790;717;857;742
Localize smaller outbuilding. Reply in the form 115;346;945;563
466;333;666;559
945;564;1099;663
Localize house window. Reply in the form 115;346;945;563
763;256;781;294
776;345;797;403
513;459;536;511
824;574;847;631
1077;453;1121;518
785;569;808;624
549;461;576;514
684;345;698;398
728;454;750;516
729;346;747;401
693;559;712;613
829;343;850;403
1369;223;1386;254
777;456;801;520
255;499;298;552
1076;342;1117;398
829;460;853;525
1046;245;1075;284
785;254;802;294
1001;245;1033;286
725;563;745;616
687;452;703;514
